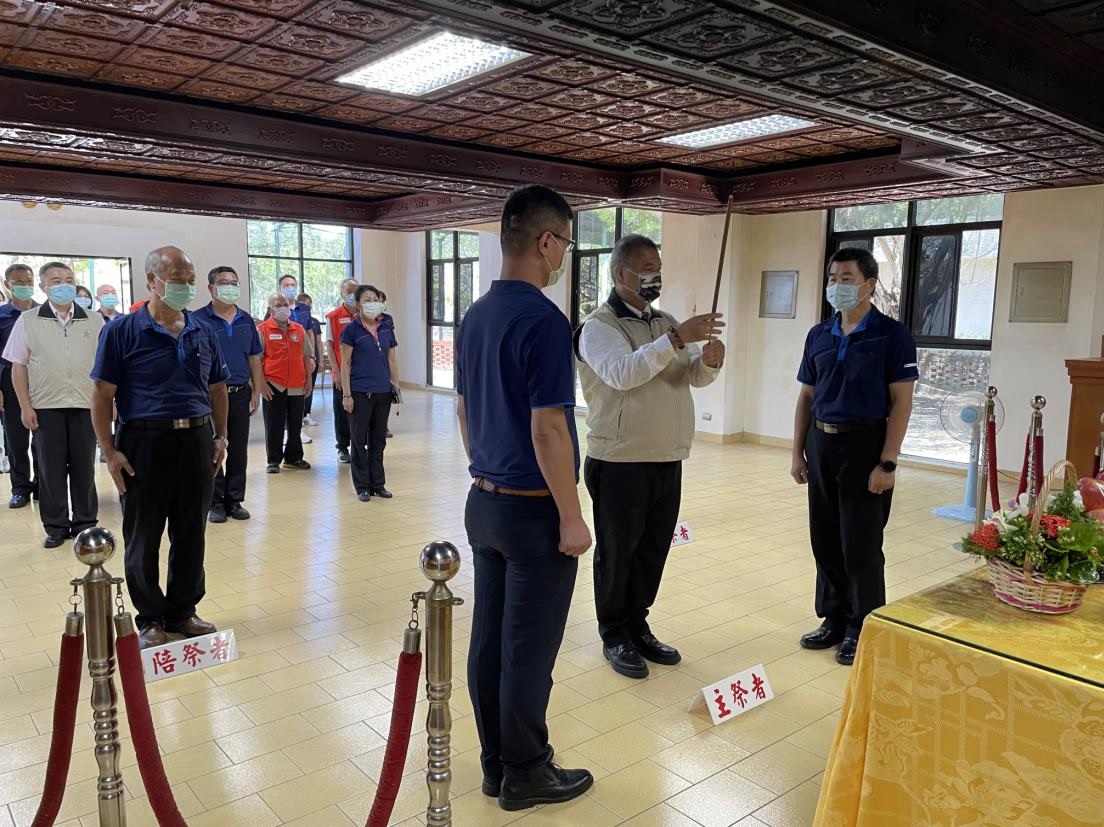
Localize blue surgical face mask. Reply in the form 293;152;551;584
826;282;862;313
11;285;35;302
48;283;77;305
281;286;297;300
75;296;93;309
156;277;196;312
342;293;356;307
99;294;119;309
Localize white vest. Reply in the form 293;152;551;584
23;304;103;409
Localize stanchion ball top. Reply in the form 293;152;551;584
420;541;461;582
1031;395;1047;410
73;527;116;566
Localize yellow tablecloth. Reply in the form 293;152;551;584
814;569;1104;826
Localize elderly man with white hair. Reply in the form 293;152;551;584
90;246;229;649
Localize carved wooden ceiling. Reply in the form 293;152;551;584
0;0;1101;228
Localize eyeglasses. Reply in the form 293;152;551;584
540;231;576;253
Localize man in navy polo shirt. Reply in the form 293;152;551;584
196;265;265;524
455;185;594;811
0;263;39;508
791;247;917;665
91;245;229;649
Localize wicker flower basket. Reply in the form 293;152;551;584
985;460;1089;614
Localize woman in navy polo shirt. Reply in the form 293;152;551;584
340;284;398;502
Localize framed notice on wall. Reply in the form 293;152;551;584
759;270;798;319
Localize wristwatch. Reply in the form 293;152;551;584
213;434;228;446
879;460;897;473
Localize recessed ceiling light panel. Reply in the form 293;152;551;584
657;114;819;149
336;32;531;97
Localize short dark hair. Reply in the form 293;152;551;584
278;274;297;286
39;261;72;278
377;290;387;302
500;184;573;255
4;263;32;280
828;247;878;281
354;284;381;303
297;293;311;304
207;265;237;285
611;234;659;271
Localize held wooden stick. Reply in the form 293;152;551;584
711;195;734;316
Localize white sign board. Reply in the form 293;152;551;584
670;521;694;547
700;663;774;725
140;629;238;682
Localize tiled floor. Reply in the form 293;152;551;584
0;389;986;826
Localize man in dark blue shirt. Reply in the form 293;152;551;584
296;292;323;430
0;263;39;507
791;247;918;665
91;246;229;650
455;185;593;811
196;266;265;524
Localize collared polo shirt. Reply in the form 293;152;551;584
0;301;36;368
194;302;262;386
797;305;919;424
91;305;228;422
340;319;396;394
456;280;579;490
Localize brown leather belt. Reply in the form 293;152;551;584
473;477;552;497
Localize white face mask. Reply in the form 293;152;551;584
542;235;568;288
272;306;292;322
361;301;384;319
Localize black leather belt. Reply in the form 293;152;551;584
473;477;552;497
126;415;211;430
815;419;885;434
227;384;248;393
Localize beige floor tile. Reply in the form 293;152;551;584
512;793;621;825
764;684;841;727
187;751;303;810
279;804;357;826
186;794;282;827
783;714;840;760
731;741;825;795
258;760;371;821
238;684;335;726
667;770;776;827
574;721;674;773
749;779;822;827
652;730;750;783
569;692;660;734
216;714;320;763
619;803;705;826
283;722;387;774
586;759;692;820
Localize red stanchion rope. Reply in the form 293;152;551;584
115;629;188;827
1016;433;1031;502
1033;433;1044;496
986;420;1000;512
366;649;423;827
30;632;84;827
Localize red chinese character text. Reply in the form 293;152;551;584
731;679;749;709
752;673;766;700
151;648;177;675
209;636;230;662
182;642;206;668
679;525;690;541
712;688;731;720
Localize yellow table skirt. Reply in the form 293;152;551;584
814;570;1104;826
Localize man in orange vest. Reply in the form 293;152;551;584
257;291;313;473
325;278;358;464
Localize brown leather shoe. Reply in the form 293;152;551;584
138;621;167;649
165;615;217;637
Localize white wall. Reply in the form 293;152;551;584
0;202;248;310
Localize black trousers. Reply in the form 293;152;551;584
262;386;304;465
584;457;682;646
465;487;578;782
332;384;350;450
34;408;97;535
212;386;251;507
303;368;319;415
119;424;213;629
805;423;893;636
350;392;390;493
1;366;38;497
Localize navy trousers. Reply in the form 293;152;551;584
465;486;578;782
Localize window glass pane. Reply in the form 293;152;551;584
870;234;905;321
574;252;613;326
622;208;662;245
458;262;474;322
443;262;455;322
901;347;991;463
458;232;480;259
916;194;1004;226
429;262;446;321
429;325;455;389
248;257;300;319
912;234;958;337
430;230;454;260
832;202;908;232
302;224;350;261
302;259;349;313
577;208;617;250
247;220;300;257
955;229;1000;340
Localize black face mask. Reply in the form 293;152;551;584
626;269;662;303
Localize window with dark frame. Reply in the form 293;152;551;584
246;221;353;322
426;229;479;389
825;194;1004;463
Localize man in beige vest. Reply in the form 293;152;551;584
3;262;104;547
574;234;724;678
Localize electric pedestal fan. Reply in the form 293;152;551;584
933;390;1005;522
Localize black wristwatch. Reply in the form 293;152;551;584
879;460;897;473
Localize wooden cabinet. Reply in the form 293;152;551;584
1064;356;1104;472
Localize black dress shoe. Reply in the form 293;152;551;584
632;633;681;665
836;636;859;666
8;494;29;509
43;532;67;549
603;642;649;679
482;777;501;797
357;490;372;502
498;764;593;811
208;503;227;524
336;449;351;464
227;503;250;521
372;486;393;499
799;620;846;650
266;464;280;474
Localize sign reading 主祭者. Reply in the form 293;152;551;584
700;664;774;725
670;521;693;547
140;629;238;682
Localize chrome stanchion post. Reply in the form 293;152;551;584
976;386;997;529
1027;395;1046;509
420;541;463;827
74;528;127;827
